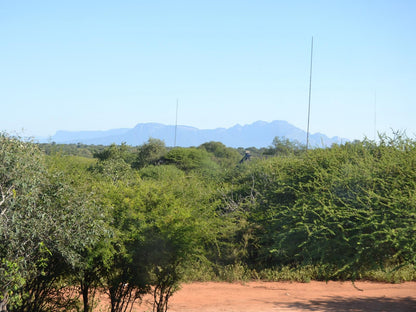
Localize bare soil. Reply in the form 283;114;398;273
96;281;416;312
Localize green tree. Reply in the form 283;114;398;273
263;137;305;157
163;147;219;175
90;144;136;183
93;143;135;164
98;182;150;312
1;135;103;311
137;181;216;312
13;156;104;312
106;166;220;312
0;134;48;310
133;138;167;169
226;134;416;279
199;141;241;168
46;155;109;312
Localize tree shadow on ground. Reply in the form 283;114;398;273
279;297;416;312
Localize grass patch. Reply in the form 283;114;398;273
184;263;416;283
359;264;416;283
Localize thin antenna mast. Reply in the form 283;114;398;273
306;36;313;150
174;99;179;147
374;91;377;141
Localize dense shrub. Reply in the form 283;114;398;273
226;135;416;279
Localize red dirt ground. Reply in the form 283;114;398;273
95;281;416;312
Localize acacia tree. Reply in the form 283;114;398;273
0;134;47;311
263;137;305;157
45;155;108;312
134;173;219;312
99;182;150;312
198;141;241;168
133;138;167;169
226;134;416;279
0;135;105;312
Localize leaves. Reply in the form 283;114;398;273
2;131;416;311
226;135;416;279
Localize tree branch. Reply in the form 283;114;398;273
0;185;15;216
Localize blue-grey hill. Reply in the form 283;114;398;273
48;120;346;148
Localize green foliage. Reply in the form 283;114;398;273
38;142;105;158
133;138;167;169
0;134;48;309
163;147;218;172
360;264;416;283
225;133;416;280
91;158;133;183
89;144;137;183
139;164;185;181
139;181;215;312
98;172;220;312
1;135;104;311
263;136;305;156
93;143;135;164
46;155;111;312
3;133;416;311
161;147;227;183
199;141;242;168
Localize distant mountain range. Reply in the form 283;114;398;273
43;120;347;148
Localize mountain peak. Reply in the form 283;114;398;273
47;121;347;148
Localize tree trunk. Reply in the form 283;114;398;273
81;282;90;312
0;293;8;312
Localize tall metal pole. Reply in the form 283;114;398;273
306;37;313;151
374;91;377;141
174;99;178;147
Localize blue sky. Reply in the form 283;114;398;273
1;0;415;141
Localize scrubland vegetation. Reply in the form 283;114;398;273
1;133;415;311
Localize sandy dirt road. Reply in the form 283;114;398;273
96;281;416;312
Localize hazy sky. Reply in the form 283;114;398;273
1;0;415;141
